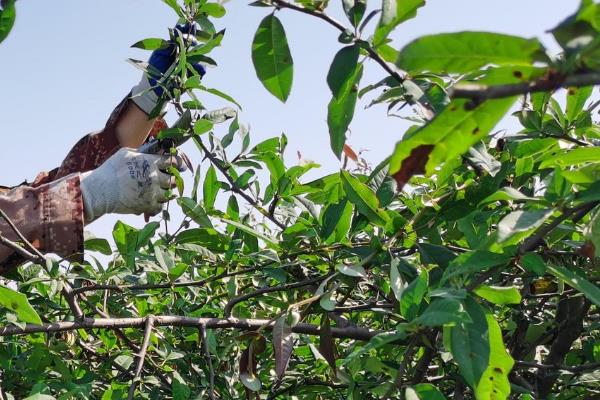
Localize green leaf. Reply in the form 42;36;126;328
177;197;213;228
131;38;169;50
390;258;407;301
219;218;278;248
321;200;353;243
342;0;366;27
497;209;553;242
199;2;226;18
251;15;294;102
327;45;361;98
400;270;428;320
172;370;191;400
447;297;489;388
0;285;42;324
337;263;367;278
193;119;214;135
410;384;447;400
203;165;218;209
519;253;547;276
539;147;600;169
341;170;389;226
327;45;363;157
442;251;511;284
185;77;243;109
154;246;175;274
566;86;593;122
344;324;409;365
389;97;515;187
547;264;600;308
84;238;112;255
167;166;184;196
0;0;16;44
374;0;424;46
415;298;466;327
162;0;184;17
474;308;514;399
478;187;539;206
474;285;522;305
397;32;544;74
112;221;143;268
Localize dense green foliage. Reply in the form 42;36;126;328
2;0;600;399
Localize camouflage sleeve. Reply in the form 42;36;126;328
0;174;84;274
0;94;167;273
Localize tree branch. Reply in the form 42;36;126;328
449;72;600;102
128;315;155;400
515;360;600;373
270;0;405;84
0;315;383;342
194;137;286;229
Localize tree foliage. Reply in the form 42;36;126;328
1;0;600;399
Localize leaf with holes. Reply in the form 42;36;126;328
0;285;42;324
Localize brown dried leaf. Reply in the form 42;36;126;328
273;315;294;380
343;144;359;161
239;343;261;391
391;144;434;190
319;314;337;373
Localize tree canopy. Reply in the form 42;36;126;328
1;0;600;399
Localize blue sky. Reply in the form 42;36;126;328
0;0;580;247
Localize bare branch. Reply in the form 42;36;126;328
0;315;384;342
449;72;600;102
128;315;155;400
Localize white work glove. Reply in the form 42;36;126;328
80;148;186;223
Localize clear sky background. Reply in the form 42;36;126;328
0;0;580;251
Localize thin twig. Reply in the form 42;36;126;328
0;208;45;259
195;138;286;229
383;335;419;399
515;360;600;373
128;315;155;400
199;324;216;400
270;0;405;84
224;275;329;317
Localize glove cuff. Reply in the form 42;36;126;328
80;171;97;223
131;76;169;116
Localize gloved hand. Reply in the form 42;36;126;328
131;23;207;116
80;148;187;223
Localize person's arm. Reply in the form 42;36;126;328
0;174;84;275
0;150;186;272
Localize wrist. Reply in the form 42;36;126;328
80;171;96;223
131;76;168;116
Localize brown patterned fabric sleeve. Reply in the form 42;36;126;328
0;174;84;274
0;94;167;272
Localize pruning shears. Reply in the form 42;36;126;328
138;109;193;156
